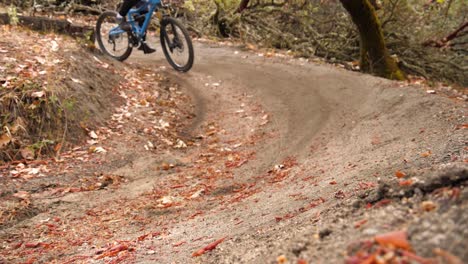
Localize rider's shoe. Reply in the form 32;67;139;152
138;42;156;54
116;14;131;32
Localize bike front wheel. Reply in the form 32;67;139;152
160;17;194;72
96;11;133;61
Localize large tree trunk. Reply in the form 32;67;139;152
340;0;405;80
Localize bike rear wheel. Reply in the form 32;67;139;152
160;17;194;72
96;11;133;61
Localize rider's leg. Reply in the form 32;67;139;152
119;0;140;17
117;0;140;31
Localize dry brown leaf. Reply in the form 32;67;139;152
420;151;432;157
277;255;287;264
0;133;11;148
395;170;406;178
421;201;437;212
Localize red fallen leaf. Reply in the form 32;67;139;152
24;257;37;264
399;179;414;186
137;233;150;241
374;230;411;250
361;253;377;264
357;182;376;190
191;236;207;242
395;170;406;178
302;176;315;181
345;256;362;264
275;213;295;222
192;237;227;257
189;211;203;219
25;242;40;248
354;219;368;229
42;223;56;229
38;242;53;249
173;241;186;247
12;242;23;249
297;259;308;264
95;245;129;259
366;203;372;209
225;158;249;168
374;199;392;208
329;180;337;185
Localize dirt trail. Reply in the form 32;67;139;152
1;42;466;264
129;43;467;263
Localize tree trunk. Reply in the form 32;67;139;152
237;0;250;13
339;0;405;80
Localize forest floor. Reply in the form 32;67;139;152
0;28;467;264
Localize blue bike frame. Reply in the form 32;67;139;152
109;0;162;39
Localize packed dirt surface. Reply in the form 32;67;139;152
1;40;467;264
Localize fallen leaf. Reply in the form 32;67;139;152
399;179;413;186
159;196;174;205
93;147;107;153
277;255;287;264
31;91;45;98
174;139;187;149
95;244;129;259
374;230;411;250
24;242;40;248
395;170;406;178
50;40;59;52
192;237;227;257
88;131;98;139
172;241;186;247
0;133;12;148
354;219;368;229
420;151;432;157
161;162;171;170
421;201;437;212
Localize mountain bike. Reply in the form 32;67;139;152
95;0;194;72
